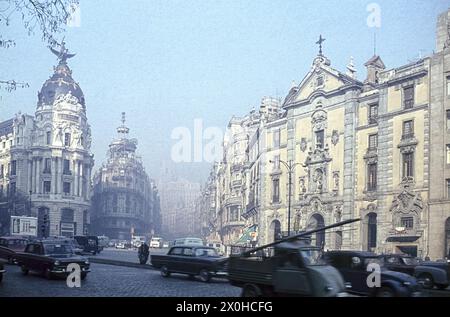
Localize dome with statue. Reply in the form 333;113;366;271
37;42;85;110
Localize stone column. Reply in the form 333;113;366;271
35;158;41;194
51;157;56;194
27;159;32;194
74;160;79;196
79;163;84;198
57;157;63;194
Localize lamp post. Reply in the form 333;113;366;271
269;159;301;237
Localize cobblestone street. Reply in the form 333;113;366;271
0;263;241;297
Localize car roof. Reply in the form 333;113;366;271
326;250;378;257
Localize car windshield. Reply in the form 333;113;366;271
195;248;218;257
300;249;325;266
44;244;73;255
402;257;420;265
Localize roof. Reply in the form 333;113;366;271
0;119;13;137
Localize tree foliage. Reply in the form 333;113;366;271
0;0;79;92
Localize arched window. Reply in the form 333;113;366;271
270;220;281;242
367;213;377;251
309;214;325;248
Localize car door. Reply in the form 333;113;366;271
167;247;184;272
273;252;312;295
180;247;195;274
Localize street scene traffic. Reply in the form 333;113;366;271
1;0;450;300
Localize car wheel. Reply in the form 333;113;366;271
376;286;395;297
21;265;29;275
199;269;211;283
44;268;54;280
161;266;171;278
241;284;262;297
417;273;434;289
436;283;448;290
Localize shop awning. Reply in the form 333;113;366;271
235;225;258;245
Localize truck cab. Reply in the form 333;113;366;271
228;240;346;297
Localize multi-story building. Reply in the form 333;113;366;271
91;113;161;240
202;8;450;260
0;44;94;237
158;172;201;240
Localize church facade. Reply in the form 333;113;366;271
200;8;450;260
0;44;94;237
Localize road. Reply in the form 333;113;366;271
0;262;241;297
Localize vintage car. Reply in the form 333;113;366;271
151;246;227;282
14;239;90;280
381;254;450;290
74;235;100;255
0;236;29;263
324;251;421;297
0;262;5;283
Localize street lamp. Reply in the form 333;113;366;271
269;159;301;237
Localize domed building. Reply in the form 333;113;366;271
0;43;94;237
90;113;161;240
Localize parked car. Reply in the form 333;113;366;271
115;241;126;249
74;236;100;255
173;237;204;247
14;239;90;280
151;246;227;282
324;251;421;297
381;254;450;290
0;262;5;283
0;237;29;263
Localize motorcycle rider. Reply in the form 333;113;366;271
138;241;150;264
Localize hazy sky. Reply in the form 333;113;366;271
1;0;449;183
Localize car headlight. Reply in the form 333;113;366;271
403;281;411;286
324;286;334;292
54;260;61;266
85;260;89;265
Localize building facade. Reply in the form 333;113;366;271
0;44;94;237
158;171;202;240
91;114;161;240
200;9;450;260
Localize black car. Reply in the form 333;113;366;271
151;246;228;282
380;254;419;276
74;236;100;255
0;262;5;282
324;251;421;297
14;239;90;280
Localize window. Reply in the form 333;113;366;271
447;76;450;96
63;159;71;175
46;131;51;145
2;142;5;149
447;145;450;164
43;181;51;194
63;182;71;195
447;179;450;199
273;129;280;148
402;120;414;139
317;76;324;86
401;217;414;229
272;179;280;203
9;182;16;196
403;86;414;109
367;163;377;191
10;160;16;176
402;152;414;178
368;134;378;150
44;158;51;174
447;110;450;130
316;130;325;149
273;155;280;170
64;133;71;147
369;104;378;124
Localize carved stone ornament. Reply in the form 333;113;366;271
331;130;339;146
311;109;327;131
300;138;308;152
390;178;423;216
